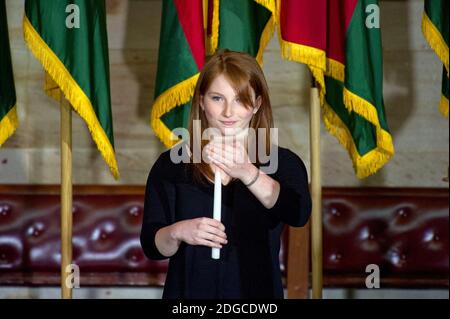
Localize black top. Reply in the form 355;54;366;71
140;142;312;299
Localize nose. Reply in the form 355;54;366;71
223;101;233;117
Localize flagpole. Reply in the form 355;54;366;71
60;95;73;299
310;78;323;299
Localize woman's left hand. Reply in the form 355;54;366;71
204;140;258;185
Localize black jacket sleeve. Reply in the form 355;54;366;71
140;152;173;260
264;148;312;227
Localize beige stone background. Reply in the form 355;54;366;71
0;0;448;187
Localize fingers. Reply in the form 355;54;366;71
202;232;228;245
209;149;236;165
201;217;225;232
197;238;223;249
201;228;228;245
211;158;232;174
206;143;235;158
205;141;235;158
199;223;227;241
206;147;233;166
206;142;247;166
195;218;228;248
207;139;245;155
204;146;232;168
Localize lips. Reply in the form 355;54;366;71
220;120;237;126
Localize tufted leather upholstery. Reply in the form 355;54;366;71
0;185;448;288
322;188;448;287
0;185;287;286
0;186;167;286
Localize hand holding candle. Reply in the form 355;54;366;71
204;135;256;185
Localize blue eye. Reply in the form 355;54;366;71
212;96;222;101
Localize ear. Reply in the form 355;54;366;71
200;95;204;111
253;95;262;114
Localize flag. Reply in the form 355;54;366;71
442;67;449;116
422;0;449;118
151;0;206;148
23;0;119;179
0;0;18;147
278;0;395;178
207;0;276;65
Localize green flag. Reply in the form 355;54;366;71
151;0;206;148
442;67;449;116
0;0;18;147
151;0;275;148
278;0;394;178
23;0;119;178
422;0;449;118
207;0;276;65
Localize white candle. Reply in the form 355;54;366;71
212;169;221;259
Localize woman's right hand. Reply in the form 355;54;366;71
172;217;228;248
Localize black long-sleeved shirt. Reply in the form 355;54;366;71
140;142;312;299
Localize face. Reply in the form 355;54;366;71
200;74;261;136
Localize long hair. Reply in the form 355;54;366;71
187;49;275;186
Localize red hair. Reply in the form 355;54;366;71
187;49;275;186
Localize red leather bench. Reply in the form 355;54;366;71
321;187;448;288
0;185;448;297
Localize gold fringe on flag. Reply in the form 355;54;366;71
254;0;276;15
206;0;220;56
341;87;395;178
440;94;449;118
343;87;381;127
0;105;18;147
43;72;62;101
254;0;276;66
322;102;394;179
325;58;345;83
275;0;327;102
150;73;200;148
23;15;119;179
279;40;326;86
275;0;394;178
422;12;449;73
207;0;276;65
422;11;449;118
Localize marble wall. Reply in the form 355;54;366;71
0;0;448;187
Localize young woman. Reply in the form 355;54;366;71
141;49;311;299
